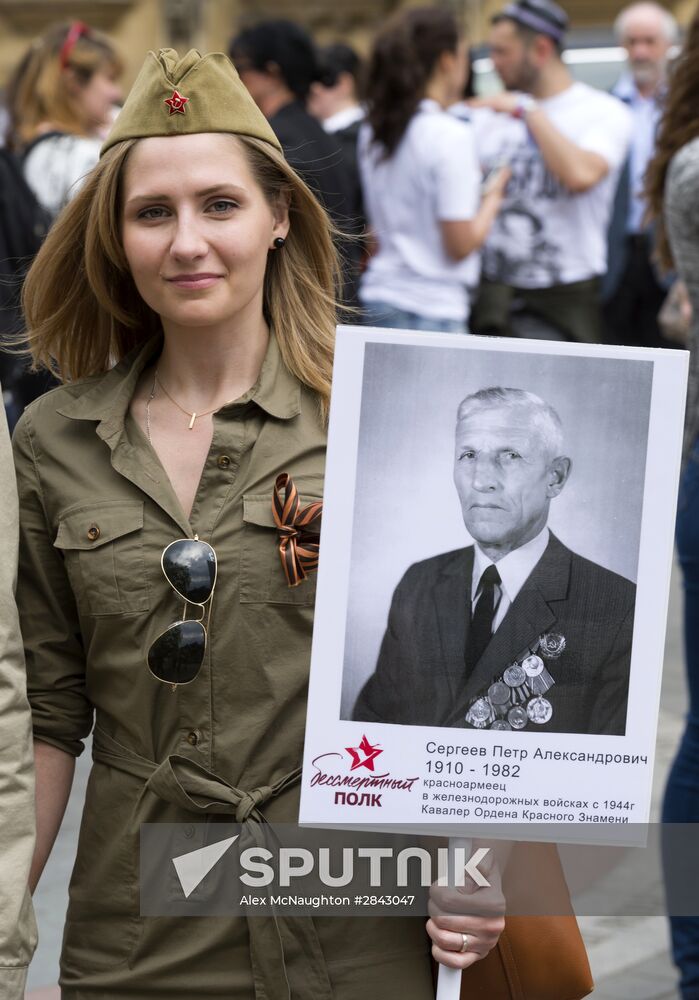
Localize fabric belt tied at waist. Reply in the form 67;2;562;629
92;725;333;1000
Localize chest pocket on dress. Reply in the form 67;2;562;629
54;500;150;616
240;493;321;605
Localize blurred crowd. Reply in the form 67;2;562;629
0;0;691;430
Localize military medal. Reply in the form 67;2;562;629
508;705;528;730
488;681;511;718
464;631;565;731
522;654;544;676
465;697;494;729
503;663;529;703
504;664;526;687
522;653;554;695
527;696;553;725
538;632;566;658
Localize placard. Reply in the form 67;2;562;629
300;327;688;844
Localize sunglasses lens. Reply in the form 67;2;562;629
148;620;206;684
162;540;216;605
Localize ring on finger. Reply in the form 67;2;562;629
460;932;470;954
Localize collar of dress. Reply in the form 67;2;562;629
55;328;302;433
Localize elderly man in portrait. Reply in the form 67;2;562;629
353;387;636;735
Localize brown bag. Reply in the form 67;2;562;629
455;913;593;1000
432;843;594;1000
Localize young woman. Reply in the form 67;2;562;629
647;12;699;997
6;21;123;218
15;48;502;997
358;6;508;333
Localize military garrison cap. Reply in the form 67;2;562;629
101;47;282;155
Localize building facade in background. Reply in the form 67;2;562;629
0;0;693;95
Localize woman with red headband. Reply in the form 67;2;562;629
5;22;123;219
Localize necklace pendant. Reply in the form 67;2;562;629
188;413;196;430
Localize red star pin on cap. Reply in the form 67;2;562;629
164;89;189;115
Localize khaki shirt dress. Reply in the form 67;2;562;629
13;335;434;999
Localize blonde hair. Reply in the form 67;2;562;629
6;22;123;148
21;134;339;420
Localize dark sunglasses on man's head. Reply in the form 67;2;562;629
147;538;217;688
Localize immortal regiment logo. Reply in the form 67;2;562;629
346;734;383;771
310;734;419;808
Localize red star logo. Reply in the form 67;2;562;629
164;89;189;115
345;735;383;772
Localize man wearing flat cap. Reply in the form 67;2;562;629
469;0;633;345
353;387;636;735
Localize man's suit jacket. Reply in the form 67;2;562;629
353;534;635;736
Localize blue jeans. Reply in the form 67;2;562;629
663;440;699;998
360;299;468;335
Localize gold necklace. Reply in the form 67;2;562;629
150;368;238;431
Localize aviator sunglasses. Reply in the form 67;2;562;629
147;537;217;688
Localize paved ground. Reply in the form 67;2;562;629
26;566;689;998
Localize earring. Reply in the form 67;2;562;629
273;237;286;249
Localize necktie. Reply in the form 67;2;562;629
465;564;501;674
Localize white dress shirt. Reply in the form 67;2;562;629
471;527;550;632
322;105;365;134
612;73;664;234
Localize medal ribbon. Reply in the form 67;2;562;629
465;642;559;730
272;472;323;587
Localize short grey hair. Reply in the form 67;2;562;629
456;387;565;458
613;2;679;44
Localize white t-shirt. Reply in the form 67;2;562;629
23;133;102;219
358;99;481;321
472;82;632;288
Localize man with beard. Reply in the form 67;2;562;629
469;0;632;344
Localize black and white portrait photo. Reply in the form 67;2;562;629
300;328;687;833
339;340;653;737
